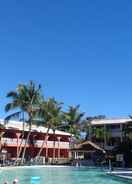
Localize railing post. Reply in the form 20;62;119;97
109;159;112;172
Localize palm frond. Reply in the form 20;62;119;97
5;102;19;112
5;111;22;122
6;91;18;98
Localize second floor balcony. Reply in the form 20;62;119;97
1;138;70;149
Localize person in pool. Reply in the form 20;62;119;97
4;179;19;184
12;179;19;184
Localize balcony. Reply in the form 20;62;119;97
35;140;70;149
1;138;70;149
1;138;26;147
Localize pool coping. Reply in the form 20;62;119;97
0;165;72;170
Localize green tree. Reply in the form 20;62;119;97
5;81;42;164
63;105;84;139
83;115;106;140
36;98;64;164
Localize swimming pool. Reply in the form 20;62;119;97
0;166;130;184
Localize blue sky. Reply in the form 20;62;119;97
0;0;132;118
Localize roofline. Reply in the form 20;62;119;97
91;118;132;125
0;119;71;136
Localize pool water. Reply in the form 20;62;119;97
0;167;130;184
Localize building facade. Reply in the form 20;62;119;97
89;118;132;151
0;120;71;163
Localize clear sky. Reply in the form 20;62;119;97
0;0;132;118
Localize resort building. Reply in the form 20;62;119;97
89;118;132;151
0;119;71;164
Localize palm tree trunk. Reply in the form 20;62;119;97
21;123;32;165
15;116;25;165
21;131;31;164
36;127;50;158
14;134;24;165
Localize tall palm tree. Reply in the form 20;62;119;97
36;98;63;164
48;99;63;164
63;105;84;139
36;99;53;158
5;81;42;164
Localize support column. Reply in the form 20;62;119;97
57;137;61;160
120;124;123;142
68;137;72;159
76;152;78;159
89;124;92;141
75;152;77;159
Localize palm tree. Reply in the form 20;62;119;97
63;105;84;139
36;98;64;164
36;99;53;158
48;99;64;164
5;81;42;164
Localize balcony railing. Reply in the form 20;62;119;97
2;138;26;146
1;138;70;149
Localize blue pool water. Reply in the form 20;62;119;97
0;166;130;184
